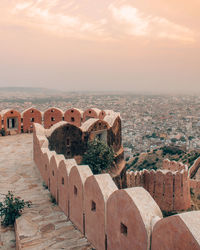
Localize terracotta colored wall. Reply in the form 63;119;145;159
33;125;200;250
43;108;63;129
151;213;200;250
163;172;174;211
84;174;117;250
57;159;77;216
107;116;122;152
40;148;48;180
126;164;191;212
163;159;186;171
189;157;200;178
3;110;21;134
86;120;110;142
83;108;99;122
107;188;162;250
49;155;59;201
69;165;93;233
99;110;106;120
44;151;55;187
23;108;42;133
34;135;48;170
1;107;121;136
33;123;45;163
64;108;82;127
48;123;86;160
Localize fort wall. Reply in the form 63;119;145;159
43;107;64;129
189;156;200;179
64;108;82;127
151;211;200;250
0;109;21;135
32;123;200;250
0;107;120;135
83;108;101;122
22;107;42;133
126;160;191;212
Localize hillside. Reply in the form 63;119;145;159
126;145;200;171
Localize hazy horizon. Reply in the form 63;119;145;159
0;0;200;94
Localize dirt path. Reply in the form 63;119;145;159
0;134;92;249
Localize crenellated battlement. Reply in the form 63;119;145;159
0;107;120;135
126;159;190;212
32;122;200;250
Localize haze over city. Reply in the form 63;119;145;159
0;0;200;94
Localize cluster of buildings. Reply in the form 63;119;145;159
1;92;200;156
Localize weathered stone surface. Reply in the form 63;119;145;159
0;134;92;249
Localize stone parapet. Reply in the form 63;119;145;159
126;161;191;212
32;123;200;250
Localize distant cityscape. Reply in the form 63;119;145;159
1;88;200;158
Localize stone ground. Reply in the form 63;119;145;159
0;134;92;249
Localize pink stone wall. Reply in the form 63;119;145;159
69;165;93;233
163;159;186;171
3;109;21;135
154;171;164;209
174;172;183;211
57;159;75;216
84;174;117;250
126;161;191;212
107;188;161;250
41;151;50;186
33;124;200;250
49;155;59;201
151;213;200;250
99;110;106;120
64;108;82;127
189;157;200;178
44;108;63;129
164;172;174;211
22;108;42;133
83;108;100;122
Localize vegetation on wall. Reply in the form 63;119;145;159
126;145;200;171
82;138;114;174
0;191;31;227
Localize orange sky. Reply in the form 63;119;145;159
0;0;200;93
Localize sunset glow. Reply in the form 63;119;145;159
0;0;200;93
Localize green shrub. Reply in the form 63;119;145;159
0;191;31;227
0;129;5;136
82;138;114;174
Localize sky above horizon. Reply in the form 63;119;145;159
0;0;200;94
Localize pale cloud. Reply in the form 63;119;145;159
109;4;195;43
1;0;197;43
15;2;32;11
109;5;149;36
11;0;109;40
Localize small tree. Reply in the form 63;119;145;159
0;191;31;227
82;138;114;174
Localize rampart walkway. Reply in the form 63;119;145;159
0;134;92;249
